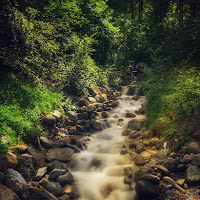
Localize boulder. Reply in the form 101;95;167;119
0;184;20;200
192;154;200;166
134;151;151;165
134;166;150;182
16;153;35;181
49;169;66;179
40;137;54;149
164;158;178;171
0;172;5;184
6;168;27;194
52;110;62;120
186;165;200;184
34;167;47;181
85;105;95;113
136;143;145;154
127;115;146;130
59;194;71;200
46;148;74;162
101;111;108;118
65;111;78;123
184;142;200;154
78;98;89;107
92;121;103;131
135;180;159;197
27;185;58;200
43;115;57;126
154;165;170;176
12;144;28;154
6;152;18;168
141;174;160;184
125;112;136;118
182;154;193;164
57;172;74;186
122;129;131;136
41;180;63;197
87;97;97;103
50;160;69;170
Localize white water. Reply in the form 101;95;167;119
70;91;145;200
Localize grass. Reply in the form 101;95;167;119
145;62;200;149
0;73;64;157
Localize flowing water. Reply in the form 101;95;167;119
70;88;145;200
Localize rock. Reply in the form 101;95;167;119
127;86;136;95
127;115;146;130
34;167;47;181
182;154;193;164
40;137;54;149
177;179;185;186
184;142;200;154
141;174;160;184
16;153;35;181
90;85;105;97
135;166;150;182
27;185;58;200
0;172;5;184
150;137;159;145
67;126;78;135
101;111;108;118
42;180;63;197
142;139;150;146
157;149;170;159
134;151;151;165
52;110;62;120
6;168;27;194
135;180;159;197
47;148;74;162
78;98;89;107
90;158;103;169
6;152;18;168
63;185;73;194
124;167;133;178
57;172;74;186
92;121;103;131
129;131;141;139
65;111;78;123
49;169;66;179
164;158;178;171
126;112;136;118
122;129;131;136
136;143;145;154
124;176;132;185
0;183;20;200
59;194;71;200
132;94;140;100
43;115;57;126
192;154;200;166
87;97;97;103
163;176;187;193
85;105;95;113
12;144;28;154
186;165;200;184
154;165;170;176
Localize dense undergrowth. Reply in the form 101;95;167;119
0;73;72;156
145;61;200;149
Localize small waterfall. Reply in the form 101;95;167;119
121;86;129;96
70;89;145;200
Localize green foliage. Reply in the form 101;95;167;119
0;73;63;154
145;62;200;149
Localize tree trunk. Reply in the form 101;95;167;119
130;0;134;20
138;0;143;24
179;0;184;27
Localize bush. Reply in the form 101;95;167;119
0;73;65;155
145;61;200;149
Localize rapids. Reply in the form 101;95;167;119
70;88;145;200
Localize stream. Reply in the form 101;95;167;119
69;87;145;200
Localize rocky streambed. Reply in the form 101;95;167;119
1;85;200;200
